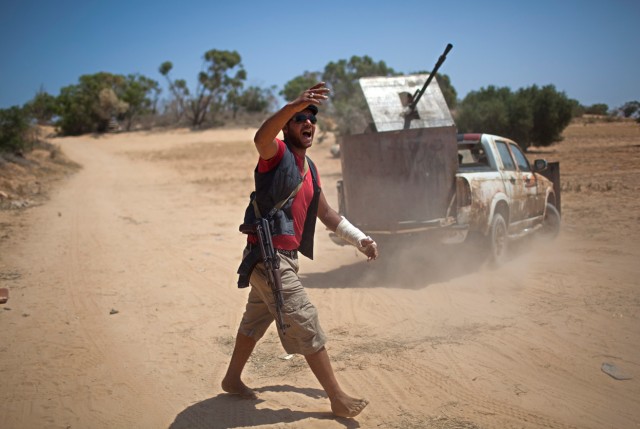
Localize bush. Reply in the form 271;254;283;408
26;89;57;125
56;72;159;135
0;106;33;154
456;84;574;149
619;101;640;119
584;103;609;116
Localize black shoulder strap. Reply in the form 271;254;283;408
237;246;261;288
306;156;319;190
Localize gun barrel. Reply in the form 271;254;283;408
271;272;287;335
407;43;453;114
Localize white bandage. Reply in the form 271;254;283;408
335;216;370;250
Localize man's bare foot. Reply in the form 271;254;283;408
330;394;369;418
221;377;257;399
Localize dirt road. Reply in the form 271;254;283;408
0;123;638;428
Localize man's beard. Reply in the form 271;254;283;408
285;135;311;150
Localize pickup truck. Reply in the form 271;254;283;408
331;126;561;265
451;132;560;262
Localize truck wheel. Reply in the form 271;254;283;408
489;213;508;266
541;203;561;239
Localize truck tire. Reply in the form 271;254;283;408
541;203;561;239
489;213;508;266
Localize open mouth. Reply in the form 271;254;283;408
302;130;313;139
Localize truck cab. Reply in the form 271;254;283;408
454;133;560;263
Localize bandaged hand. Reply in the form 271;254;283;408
358;236;378;261
335;217;378;261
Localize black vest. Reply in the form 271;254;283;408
242;143;321;258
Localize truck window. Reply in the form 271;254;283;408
509;144;531;172
457;142;493;170
496;141;516;171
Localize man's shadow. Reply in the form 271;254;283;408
168;385;361;429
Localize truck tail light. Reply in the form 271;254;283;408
456;177;472;207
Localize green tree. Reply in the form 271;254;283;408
456;85;513;135
160;49;247;128
584;103;609;115
236;86;273;113
321;55;396;135
436;73;457;110
120;74;161;131
280;72;322;102
159;61;189;123
26;87;57;125
56;72;160;135
528;85;573;147
0;106;33;153
456;84;573;149
201;49;246;125
568;99;585;118
56;72;128;135
505;89;533;144
619;101;639;118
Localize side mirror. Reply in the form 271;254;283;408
533;159;548;172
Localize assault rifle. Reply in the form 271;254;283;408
239;218;289;335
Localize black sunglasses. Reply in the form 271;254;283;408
293;113;317;124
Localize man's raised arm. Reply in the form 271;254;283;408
253;82;329;159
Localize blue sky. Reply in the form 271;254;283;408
1;0;638;110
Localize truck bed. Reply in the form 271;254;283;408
339;125;458;232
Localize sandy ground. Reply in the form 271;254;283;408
0;121;639;429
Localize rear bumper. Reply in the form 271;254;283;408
329;220;470;246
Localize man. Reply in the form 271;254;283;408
221;82;378;418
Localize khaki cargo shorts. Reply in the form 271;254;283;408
238;251;326;355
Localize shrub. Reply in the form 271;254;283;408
0;106;33;154
456;84;573;149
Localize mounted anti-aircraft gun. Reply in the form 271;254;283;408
402;43;453;128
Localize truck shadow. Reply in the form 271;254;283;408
304;238;537;290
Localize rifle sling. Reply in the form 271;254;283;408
237;246;262;288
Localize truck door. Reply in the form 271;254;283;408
495;140;524;223
509;143;543;218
